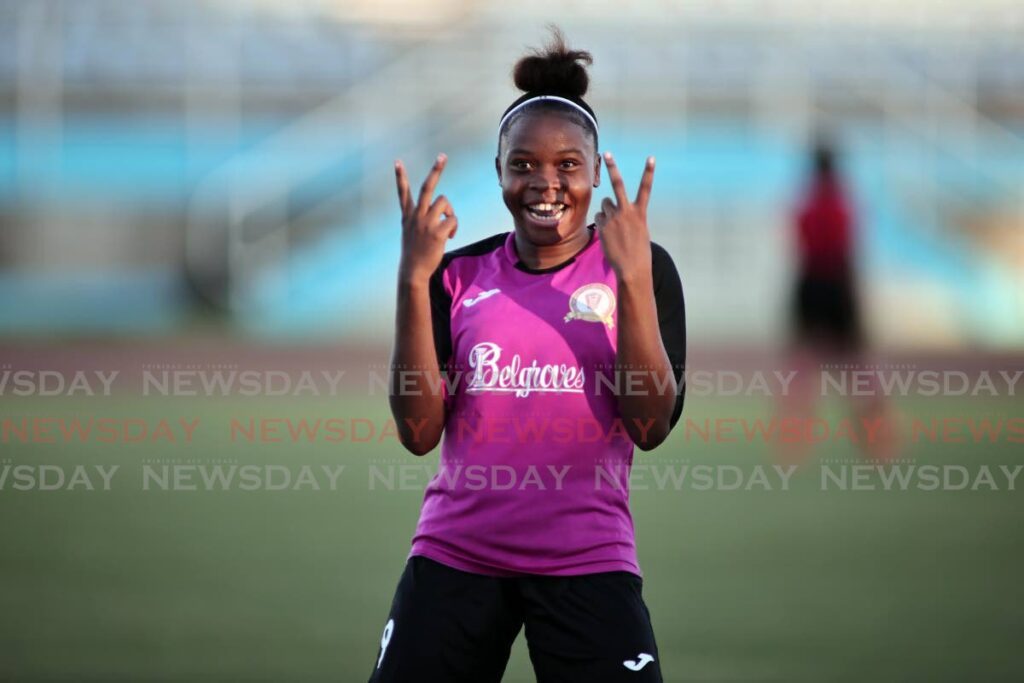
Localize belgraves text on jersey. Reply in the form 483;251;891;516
466;342;586;398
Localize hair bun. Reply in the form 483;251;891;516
512;28;592;98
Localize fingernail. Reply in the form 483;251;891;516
437;153;447;163
603;152;612;160
648;156;655;165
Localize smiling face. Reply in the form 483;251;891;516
496;111;601;249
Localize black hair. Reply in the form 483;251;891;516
812;135;837;179
815;143;831;179
497;28;598;157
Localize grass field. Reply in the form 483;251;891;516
1;387;1022;681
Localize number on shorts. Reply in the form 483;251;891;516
377;619;394;669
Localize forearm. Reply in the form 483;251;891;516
389;274;446;455
615;272;677;450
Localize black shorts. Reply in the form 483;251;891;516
367;555;663;683
793;269;861;350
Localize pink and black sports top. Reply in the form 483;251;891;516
410;227;685;577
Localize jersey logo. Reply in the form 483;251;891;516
565;283;616;328
463;288;501;307
623;653;655;671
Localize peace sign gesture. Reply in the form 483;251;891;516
395;154;458;284
594;152;655;281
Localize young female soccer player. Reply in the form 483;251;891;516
372;31;686;683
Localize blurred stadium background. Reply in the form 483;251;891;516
1;1;1022;680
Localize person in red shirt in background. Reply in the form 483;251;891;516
793;139;860;349
781;136;898;462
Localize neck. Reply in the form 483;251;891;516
514;226;593;271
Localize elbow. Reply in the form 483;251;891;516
634;430;667;450
394;418;442;455
633;419;672;452
399;434;440;456
390;404;444;456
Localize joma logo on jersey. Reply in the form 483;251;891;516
462;288;501;307
466;342;585;398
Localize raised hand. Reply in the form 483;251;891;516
395;154;458;284
594;152;655;282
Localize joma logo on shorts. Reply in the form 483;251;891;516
623;653;654;671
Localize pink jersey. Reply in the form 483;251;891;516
409;227;685;577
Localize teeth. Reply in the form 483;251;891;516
527;204;565;222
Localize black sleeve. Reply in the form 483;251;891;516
428;259;453;372
651;242;686;429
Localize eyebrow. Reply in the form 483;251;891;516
507;148;586;156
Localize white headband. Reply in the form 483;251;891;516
498;95;599;135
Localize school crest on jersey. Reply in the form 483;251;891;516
564;283;616;329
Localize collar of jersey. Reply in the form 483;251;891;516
505;226;597;275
